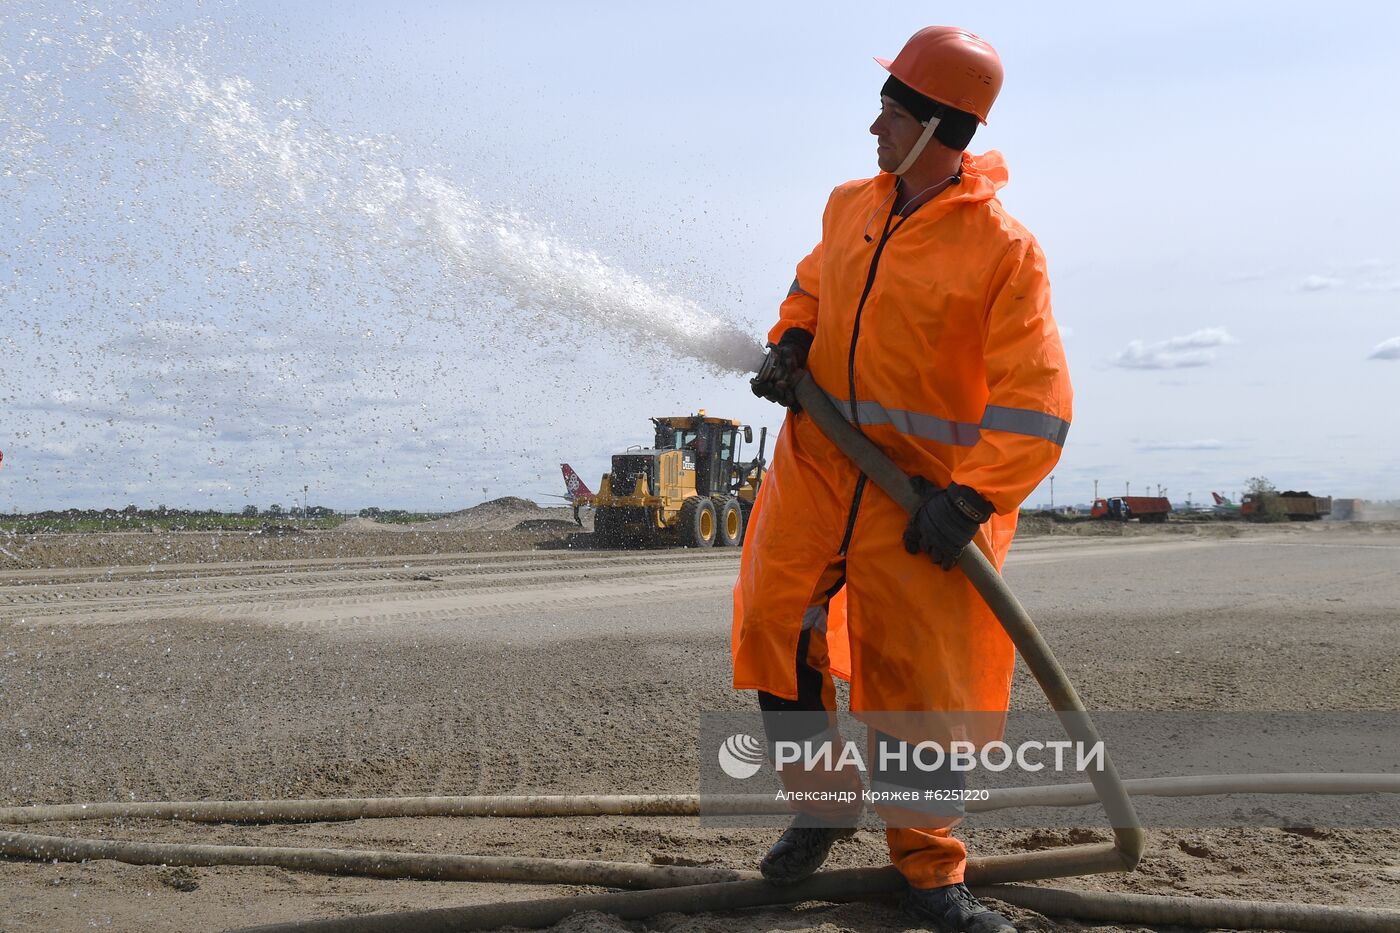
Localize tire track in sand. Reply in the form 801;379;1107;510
0;549;742;637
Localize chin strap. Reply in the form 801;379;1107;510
894;116;941;176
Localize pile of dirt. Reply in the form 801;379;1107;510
416;496;576;532
1014;516;1055;536
333;516;413;533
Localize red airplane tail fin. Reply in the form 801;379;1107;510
1211;492;1225;505
561;463;594;499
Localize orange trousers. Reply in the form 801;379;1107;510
757;560;966;889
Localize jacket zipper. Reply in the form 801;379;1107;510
838;195;908;556
837;475;867;555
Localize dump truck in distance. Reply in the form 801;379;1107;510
576;412;766;548
1241;491;1331;521
1091;496;1171;523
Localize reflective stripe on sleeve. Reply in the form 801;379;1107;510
979;405;1071;445
823;391;1068;447
787;277;812;299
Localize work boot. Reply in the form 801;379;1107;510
758;820;856;884
904;882;1016;932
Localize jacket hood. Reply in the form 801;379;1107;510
868;149;1008;219
960;149;1008;199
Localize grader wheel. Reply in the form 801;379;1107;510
716;498;743;547
678;497;716;548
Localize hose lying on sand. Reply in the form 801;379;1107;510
979;884;1400;933
0;827;758;889
5;772;1394;827
4;774;1394;890
3;774;1399;930
221;872;1400;933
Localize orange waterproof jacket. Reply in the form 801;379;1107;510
732;150;1071;716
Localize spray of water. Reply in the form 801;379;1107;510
117;46;762;374
1;3;768;507
113;27;765;376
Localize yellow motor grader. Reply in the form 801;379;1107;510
574;412;767;548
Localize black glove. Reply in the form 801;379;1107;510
750;328;813;412
902;478;994;571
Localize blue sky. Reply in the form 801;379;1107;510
3;1;1397;511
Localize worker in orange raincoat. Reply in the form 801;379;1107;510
734;26;1071;933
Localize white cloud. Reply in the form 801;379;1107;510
1369;337;1400;360
1298;262;1400;293
1113;328;1237;370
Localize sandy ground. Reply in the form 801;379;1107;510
1;518;1399;931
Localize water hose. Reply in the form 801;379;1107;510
789;373;1144;875
222;870;1400;932
975;771;1400;810
0;794;777;825
0;826;758;888
976;884;1400;933
4;775;1396;929
5;772;1391;886
229;868;908;932
5;772;1395;828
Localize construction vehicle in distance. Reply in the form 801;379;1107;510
1091;496;1171;523
1241;490;1331;521
574;411;767;548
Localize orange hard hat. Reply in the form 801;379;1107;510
875;26;1003;124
